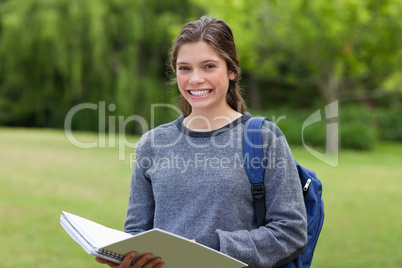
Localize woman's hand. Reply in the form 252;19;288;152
95;251;164;268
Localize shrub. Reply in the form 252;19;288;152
252;109;304;145
254;104;378;151
338;106;377;150
375;106;402;142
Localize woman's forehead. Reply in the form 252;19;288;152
176;41;223;64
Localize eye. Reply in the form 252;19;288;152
204;64;215;69
178;66;190;71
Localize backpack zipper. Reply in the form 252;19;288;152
303;178;312;192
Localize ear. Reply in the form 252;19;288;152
229;71;236;81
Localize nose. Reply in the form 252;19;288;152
189;69;204;85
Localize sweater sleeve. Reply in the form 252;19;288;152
123;132;155;234
217;124;307;268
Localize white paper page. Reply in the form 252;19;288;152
60;216;94;254
62;211;132;250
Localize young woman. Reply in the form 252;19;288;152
96;16;307;268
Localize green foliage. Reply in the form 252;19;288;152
0;0;401;135
255;104;379;151
375;106;402;142
339;106;377;150
191;0;402;108
275;113;304;146
0;0;187;132
253;108;327;148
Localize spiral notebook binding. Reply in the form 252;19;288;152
98;249;125;262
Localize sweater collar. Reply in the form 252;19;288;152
176;112;252;137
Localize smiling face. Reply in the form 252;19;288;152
176;41;235;115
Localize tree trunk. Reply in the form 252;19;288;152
248;73;261;110
324;64;341;155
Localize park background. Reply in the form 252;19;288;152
0;0;401;267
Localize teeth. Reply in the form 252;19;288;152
190;90;211;96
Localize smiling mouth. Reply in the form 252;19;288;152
189;89;212;96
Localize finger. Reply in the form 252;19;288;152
143;257;164;268
121;251;138;267
131;253;153;268
95;256;117;267
150;260;165;268
153;262;165;268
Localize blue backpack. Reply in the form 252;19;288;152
243;117;324;268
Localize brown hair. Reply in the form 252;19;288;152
170;16;247;115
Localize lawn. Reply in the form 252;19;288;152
0;128;401;267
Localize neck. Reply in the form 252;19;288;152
183;106;242;132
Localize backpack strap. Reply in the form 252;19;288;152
243;117;268;226
244;117;325;267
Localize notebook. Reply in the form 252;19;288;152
60;211;248;267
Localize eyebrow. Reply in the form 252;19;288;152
177;59;220;65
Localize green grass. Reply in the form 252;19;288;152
292;144;402;267
1;128;401;267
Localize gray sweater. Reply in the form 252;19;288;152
124;112;307;268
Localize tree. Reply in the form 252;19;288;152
192;0;402;106
190;0;402;153
0;0;192;132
